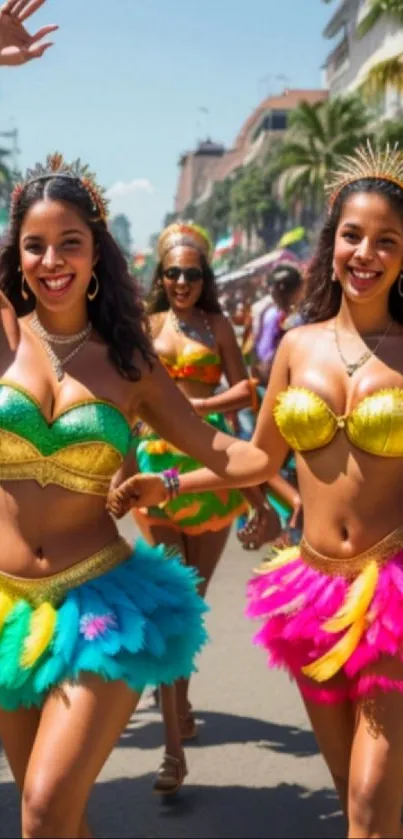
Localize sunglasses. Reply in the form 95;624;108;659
163;266;203;283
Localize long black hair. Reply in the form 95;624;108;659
304;178;403;324
1;176;154;380
148;252;222;314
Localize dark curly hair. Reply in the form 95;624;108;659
1;176;154;379
304;178;403;324
147;253;222;314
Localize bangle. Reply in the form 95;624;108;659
161;468;180;501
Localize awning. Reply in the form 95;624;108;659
217;248;300;286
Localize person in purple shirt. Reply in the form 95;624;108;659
255;263;304;384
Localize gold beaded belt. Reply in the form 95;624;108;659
0;537;132;607
300;524;403;579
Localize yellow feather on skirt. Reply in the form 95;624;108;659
20;603;57;668
324;560;378;634
0;590;15;632
301;616;367;682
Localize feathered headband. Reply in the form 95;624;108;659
158;222;213;262
11;152;109;223
326;141;403;207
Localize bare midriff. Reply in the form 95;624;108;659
297;434;403;559
0;481;119;577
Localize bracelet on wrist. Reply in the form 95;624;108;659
161;467;180;501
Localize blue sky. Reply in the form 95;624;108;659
0;0;332;249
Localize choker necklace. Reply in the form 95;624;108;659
30;311;92;345
334;317;392;377
170;309;215;348
30;312;92;381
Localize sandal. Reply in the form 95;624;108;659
179;709;198;741
153;751;188;796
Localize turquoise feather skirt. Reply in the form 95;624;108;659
0;538;208;711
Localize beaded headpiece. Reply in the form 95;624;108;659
326;141;403;207
11;152;109;223
158;222;213;262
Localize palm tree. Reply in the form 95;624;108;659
356;0;403;101
376;117;403;145
230;163;283;251
361;54;403;102
356;0;403;39
272;96;371;221
195;179;232;244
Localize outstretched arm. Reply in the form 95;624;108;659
107;332;293;516
191;316;256;416
0;0;57;66
192;378;259;416
177;332;291;493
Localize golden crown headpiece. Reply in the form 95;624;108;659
326;141;403;207
11;152;109;223
158;222;213;262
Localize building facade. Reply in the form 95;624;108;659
323;0;403;118
174;89;327;216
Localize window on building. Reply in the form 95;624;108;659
271;110;288;130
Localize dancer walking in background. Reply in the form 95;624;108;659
132;222;299;792
110;144;403;839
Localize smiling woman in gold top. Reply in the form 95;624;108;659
109;144;403;838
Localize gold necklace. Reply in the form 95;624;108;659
334;317;392;377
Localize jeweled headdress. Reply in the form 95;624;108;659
11;152;109;223
158;222;213;262
326;141;403;207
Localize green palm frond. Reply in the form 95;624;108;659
361;53;403;98
357;0;403;38
271;95;371;211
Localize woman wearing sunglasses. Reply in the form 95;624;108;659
132;221;299;794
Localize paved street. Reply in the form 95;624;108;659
0;520;344;838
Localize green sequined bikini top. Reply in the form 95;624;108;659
0;379;134;496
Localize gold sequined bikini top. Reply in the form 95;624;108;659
274;386;403;456
0;380;134;495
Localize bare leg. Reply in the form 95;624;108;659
299;672;354;818
0;707;92;838
134;513;185;760
174;526;231;722
134;513;186;793
22;675;140;839
348;657;403;838
134;514;230;788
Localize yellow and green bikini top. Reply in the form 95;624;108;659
0;379;134;495
159;347;222;386
274;386;403;456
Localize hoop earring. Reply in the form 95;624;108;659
398;273;403;299
87;272;99;301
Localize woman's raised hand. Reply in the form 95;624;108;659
0;289;19;351
0;0;57;65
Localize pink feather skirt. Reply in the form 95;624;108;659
246;526;403;703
